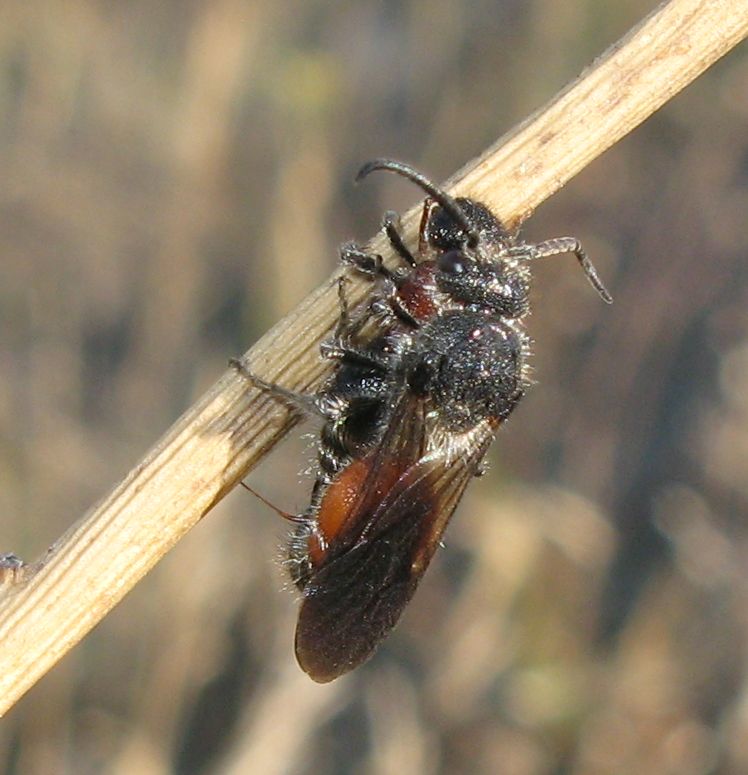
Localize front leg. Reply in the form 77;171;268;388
382;210;416;266
339;211;415;283
340;241;398;283
508;237;612;303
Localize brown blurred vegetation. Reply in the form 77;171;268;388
1;1;748;773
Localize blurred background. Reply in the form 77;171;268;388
1;1;747;773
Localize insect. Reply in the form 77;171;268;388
234;159;611;682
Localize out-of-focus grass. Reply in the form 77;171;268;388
1;2;747;773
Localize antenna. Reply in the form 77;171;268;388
239;481;301;523
356;158;480;248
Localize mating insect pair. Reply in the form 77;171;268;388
234;159;611;682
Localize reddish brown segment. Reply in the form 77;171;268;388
307;459;368;566
308;454;404;567
396;262;439;322
294;389;500;682
295;419;497;683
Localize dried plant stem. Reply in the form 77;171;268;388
0;0;746;716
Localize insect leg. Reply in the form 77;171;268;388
322;278;393;370
331;276;363;340
382;211;416;266
517;237;613;303
320;340;392;370
340;242;399;284
417;197;437;254
229;358;323;417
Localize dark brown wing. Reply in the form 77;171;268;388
295;393;498;682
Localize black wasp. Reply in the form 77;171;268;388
234;159;611;682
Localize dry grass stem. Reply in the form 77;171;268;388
0;0;746;716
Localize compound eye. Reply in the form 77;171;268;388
438;250;469;275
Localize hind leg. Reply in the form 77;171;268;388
229;358;322;417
